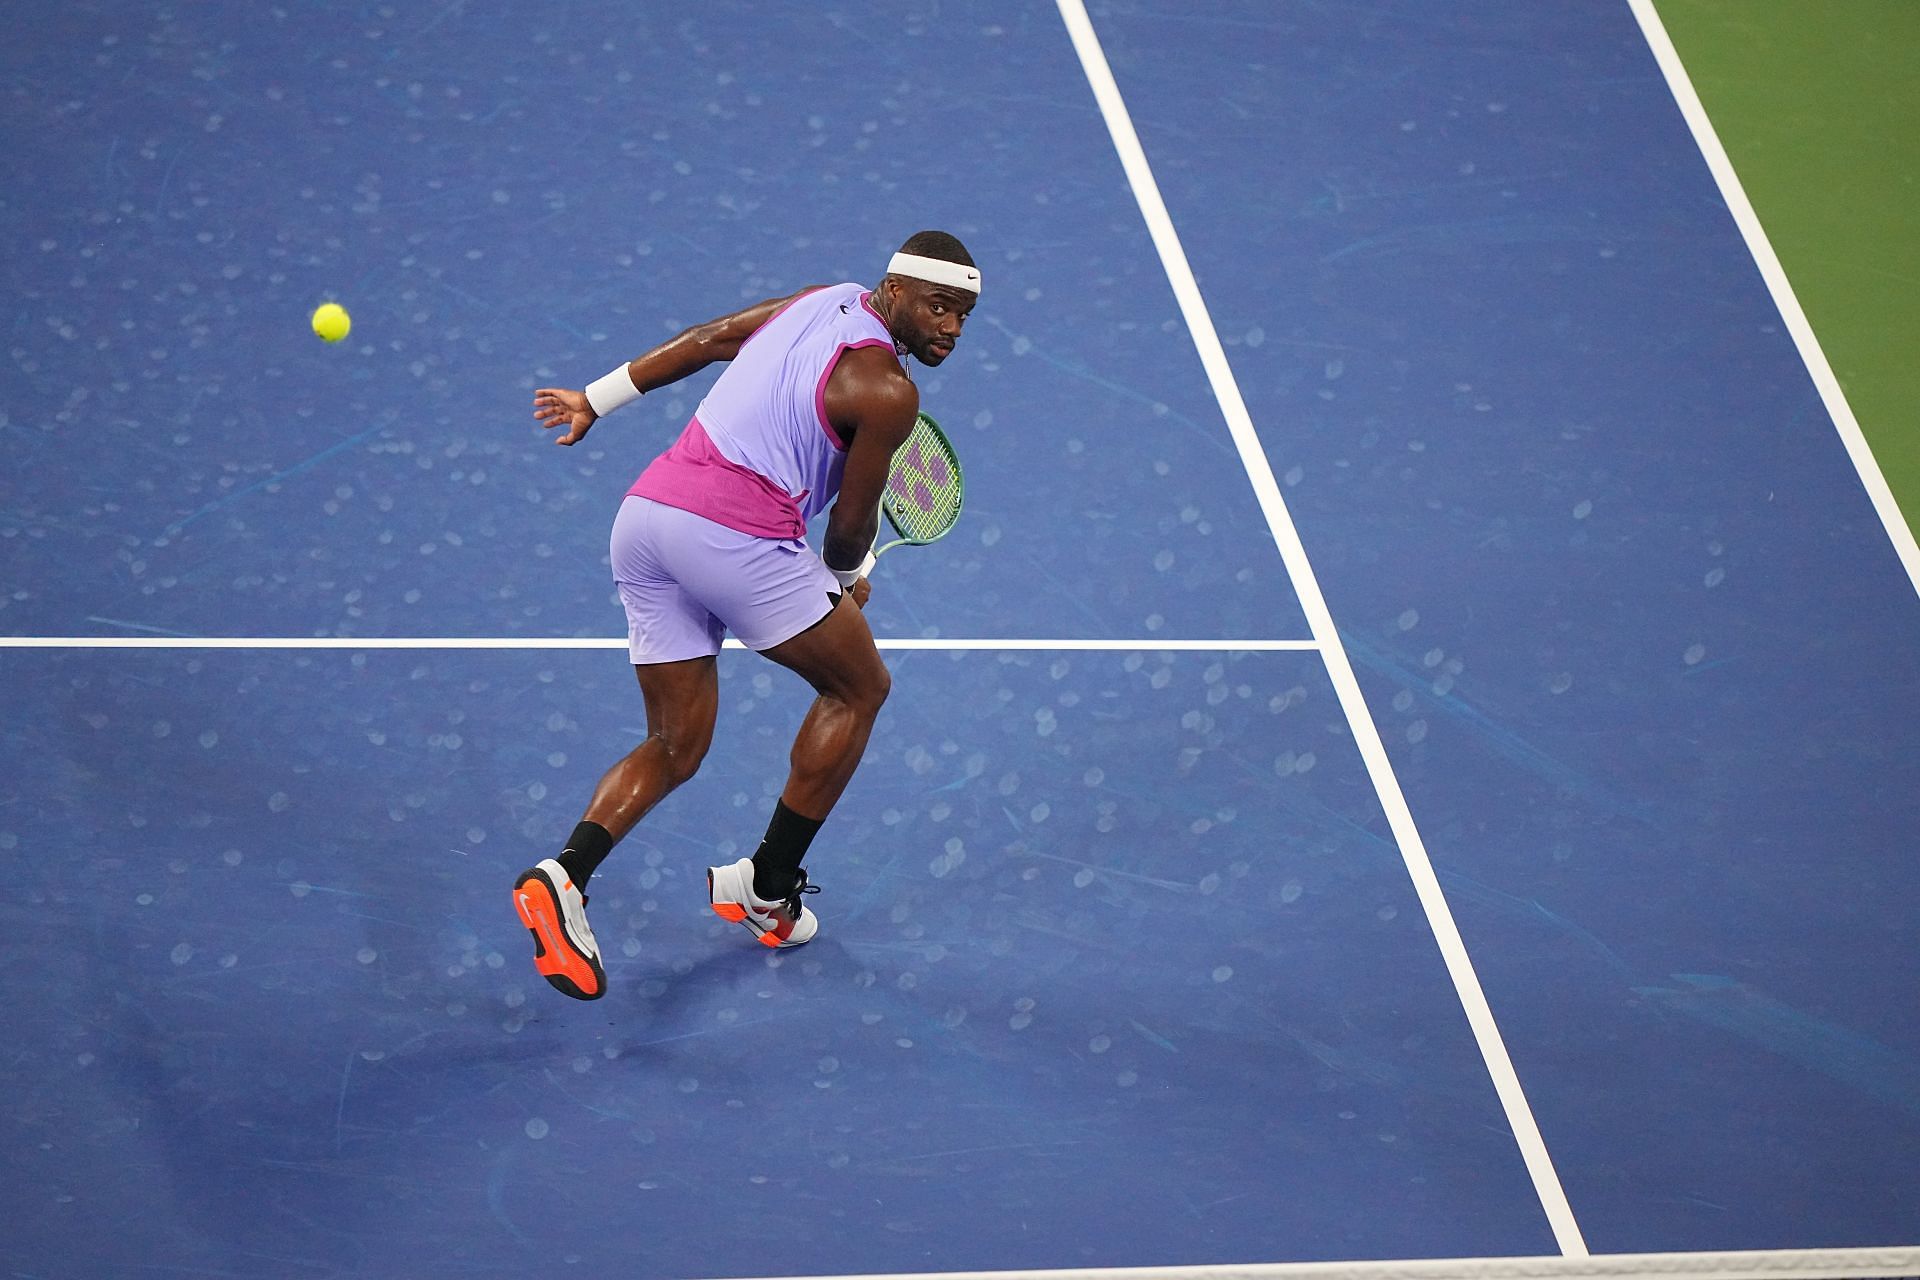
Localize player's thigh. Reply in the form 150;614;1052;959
634;655;720;758
759;594;889;708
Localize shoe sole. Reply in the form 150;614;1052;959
708;867;809;948
513;869;606;999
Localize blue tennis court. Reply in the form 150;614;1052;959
3;3;1916;1278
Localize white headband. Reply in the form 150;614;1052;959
887;252;981;294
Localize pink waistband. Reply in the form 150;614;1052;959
627;417;806;540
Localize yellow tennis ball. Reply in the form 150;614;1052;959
311;302;351;343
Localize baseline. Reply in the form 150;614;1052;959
737;1244;1920;1280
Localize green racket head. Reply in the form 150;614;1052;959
882;412;964;545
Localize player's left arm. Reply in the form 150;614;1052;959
534;287;823;446
625;288;822;388
821;353;918;580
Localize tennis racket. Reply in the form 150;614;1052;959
874;411;964;557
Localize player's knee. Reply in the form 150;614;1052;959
858;663;892;716
665;750;705;789
656;730;711;788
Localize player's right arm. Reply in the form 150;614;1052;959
534;287;822;446
819;348;918;605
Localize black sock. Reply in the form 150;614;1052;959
555;821;614;891
751;801;823;900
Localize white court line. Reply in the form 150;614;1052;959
736;1243;1920;1280
0;636;1317;652
1054;0;1588;1257
1630;0;1920;599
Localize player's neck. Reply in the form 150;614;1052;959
868;291;910;360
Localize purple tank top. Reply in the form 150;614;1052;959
628;282;899;538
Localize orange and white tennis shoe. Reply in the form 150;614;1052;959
707;858;819;948
513;859;606;1000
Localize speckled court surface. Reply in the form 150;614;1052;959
3;4;1917;1278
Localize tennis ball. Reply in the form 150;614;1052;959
311;302;351;343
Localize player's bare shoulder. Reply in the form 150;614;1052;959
823;345;918;446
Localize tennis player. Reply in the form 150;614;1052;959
512;231;980;1000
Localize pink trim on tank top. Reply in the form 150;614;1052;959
627;416;807;539
814;339;894;449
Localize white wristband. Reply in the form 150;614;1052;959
584;365;641;418
828;550;876;591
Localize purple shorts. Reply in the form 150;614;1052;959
609;496;839;664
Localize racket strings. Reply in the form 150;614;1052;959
884;486;957;540
883;415;963;545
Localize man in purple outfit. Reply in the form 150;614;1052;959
512;231;980;1000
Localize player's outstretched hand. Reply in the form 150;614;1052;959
850;577;871;610
534;387;597;445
